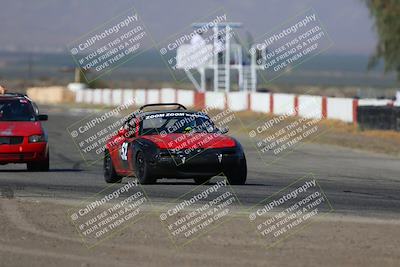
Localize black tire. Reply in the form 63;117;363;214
27;153;50;172
104;150;122;183
193;177;211;185
135;151;156;184
225;155;247;185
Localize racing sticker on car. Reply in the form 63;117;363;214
120;142;129;161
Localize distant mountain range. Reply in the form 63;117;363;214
0;50;396;88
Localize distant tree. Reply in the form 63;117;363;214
364;0;400;81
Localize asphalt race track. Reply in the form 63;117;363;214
1;106;399;217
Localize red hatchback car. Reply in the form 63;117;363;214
0;93;49;171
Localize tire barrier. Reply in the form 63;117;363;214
357;106;400;131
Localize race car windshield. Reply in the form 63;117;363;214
0;99;36;121
140;113;216;135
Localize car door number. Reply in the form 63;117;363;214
120;142;128;161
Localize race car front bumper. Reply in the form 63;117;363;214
149;147;243;178
0;142;48;164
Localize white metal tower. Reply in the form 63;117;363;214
176;22;266;92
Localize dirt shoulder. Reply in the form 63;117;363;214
0;198;399;267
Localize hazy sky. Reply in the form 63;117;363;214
0;0;377;55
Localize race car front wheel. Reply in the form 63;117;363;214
104;150;122;183
135;152;156;184
27;154;49;172
225;155;247;185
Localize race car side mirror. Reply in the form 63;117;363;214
37;114;48;121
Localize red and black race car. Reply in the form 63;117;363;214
104;103;247;185
0;92;49;171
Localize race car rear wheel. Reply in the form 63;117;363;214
135;152;156;184
104;150;122;183
225;155;247;185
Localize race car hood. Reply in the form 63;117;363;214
0;121;43;136
142;133;236;149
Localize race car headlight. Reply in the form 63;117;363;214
28;134;46;143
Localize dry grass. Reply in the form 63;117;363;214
233;111;400;157
317;122;400;156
